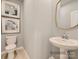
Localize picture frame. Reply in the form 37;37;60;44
2;17;20;33
2;1;20;18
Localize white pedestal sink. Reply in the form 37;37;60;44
49;37;78;59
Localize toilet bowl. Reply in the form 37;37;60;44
5;35;17;59
2;36;30;59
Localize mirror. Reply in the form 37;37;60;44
55;0;78;29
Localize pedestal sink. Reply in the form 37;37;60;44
49;37;78;59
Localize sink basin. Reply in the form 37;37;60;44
49;37;78;50
49;37;78;59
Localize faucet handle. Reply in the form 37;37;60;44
62;33;68;39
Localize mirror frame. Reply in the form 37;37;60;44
55;0;78;30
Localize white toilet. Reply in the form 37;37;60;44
5;35;17;59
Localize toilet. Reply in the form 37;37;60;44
5;35;17;59
1;35;30;59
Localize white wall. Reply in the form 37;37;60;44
23;0;53;59
23;0;78;59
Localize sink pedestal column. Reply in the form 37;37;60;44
60;49;68;59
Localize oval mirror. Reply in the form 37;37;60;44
55;0;78;29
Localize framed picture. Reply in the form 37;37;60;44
2;17;20;33
2;1;20;18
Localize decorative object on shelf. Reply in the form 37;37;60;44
2;17;20;33
2;1;20;18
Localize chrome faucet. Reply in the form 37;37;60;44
62;33;68;39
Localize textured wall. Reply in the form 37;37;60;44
23;0;53;59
